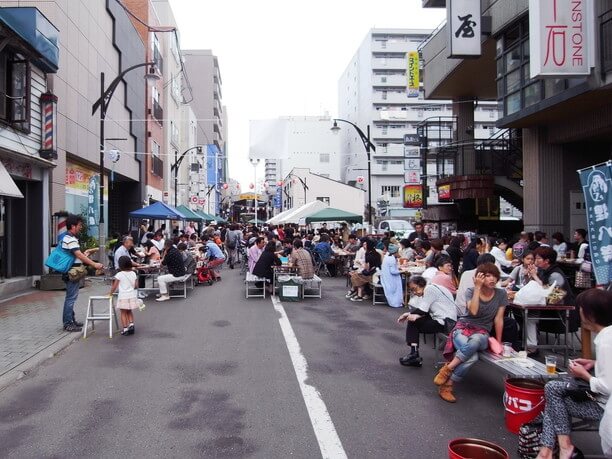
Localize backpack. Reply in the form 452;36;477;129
226;230;238;249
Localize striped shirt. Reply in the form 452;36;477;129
61;233;81;265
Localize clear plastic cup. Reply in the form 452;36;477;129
545;355;557;374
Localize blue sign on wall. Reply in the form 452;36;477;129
579;161;612;286
273;187;282;209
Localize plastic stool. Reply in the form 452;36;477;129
83;296;118;339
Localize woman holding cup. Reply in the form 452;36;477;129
536;288;612;459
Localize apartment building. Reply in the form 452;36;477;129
182;50;226;216
338;28;500;219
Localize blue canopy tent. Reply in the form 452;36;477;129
129;202;187;220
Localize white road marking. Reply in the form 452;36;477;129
271;295;347;459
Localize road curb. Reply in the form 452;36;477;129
0;330;83;393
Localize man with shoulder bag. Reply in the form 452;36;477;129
56;214;103;332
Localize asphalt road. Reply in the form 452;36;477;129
0;265;557;458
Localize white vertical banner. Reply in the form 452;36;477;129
529;0;594;78
447;0;482;57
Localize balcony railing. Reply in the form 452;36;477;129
151;155;164;178
601;9;612;76
152;100;163;125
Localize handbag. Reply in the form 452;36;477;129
45;245;76;273
564;380;597;403
488;337;503;354
518;415;558;458
575;271;592;289
67;265;88;282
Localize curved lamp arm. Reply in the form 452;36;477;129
92;61;156;116
332;118;376;152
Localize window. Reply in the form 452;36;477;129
316;197;330;205
319;153;330;163
381;185;400;198
152;140;161;157
0;52;31;132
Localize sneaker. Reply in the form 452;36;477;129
72;319;84;327
362;294;371;300
121;329;129;336
156;295;170;302
438;382;456;403
350;296;363;302
399;354;423;367
433;363;453;386
345;290;356;298
64;323;82;332
138;292;147;299
128;325;135;335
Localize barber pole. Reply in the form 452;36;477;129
39;92;58;160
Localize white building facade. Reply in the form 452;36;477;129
338;28;500;218
250;115;342;187
281;168;364;217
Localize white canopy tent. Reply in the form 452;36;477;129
266;207;295;225
269;200;328;225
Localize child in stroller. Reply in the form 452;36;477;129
196;246;215;285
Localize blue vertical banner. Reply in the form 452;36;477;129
206;144;218;185
579;161;612;285
274;187;282;209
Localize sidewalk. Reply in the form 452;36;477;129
0;278;109;389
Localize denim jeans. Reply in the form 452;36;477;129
450;329;489;382
62;280;80;326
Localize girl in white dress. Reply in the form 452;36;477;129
110;256;139;335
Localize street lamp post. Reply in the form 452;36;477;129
171;146;203;206
249;158;260;226
331;119;376;230
92;62;159;251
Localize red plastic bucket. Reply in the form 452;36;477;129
448;438;509;459
503;378;545;434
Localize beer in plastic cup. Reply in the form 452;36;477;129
545;355;557;374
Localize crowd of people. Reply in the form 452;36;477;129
57;214;610;455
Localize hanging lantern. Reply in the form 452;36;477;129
356;175;365;184
222;183;229;190
277;180;284;187
249;183;255;189
263;181;269;189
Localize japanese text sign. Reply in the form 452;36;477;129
579;162;612;285
448;0;481;57
529;0;594;78
403;185;423;209
407;52;420;98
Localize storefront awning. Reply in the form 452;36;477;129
0;8;59;73
0;161;23;198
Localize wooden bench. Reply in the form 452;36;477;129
302;275;322;298
169;274;194;299
245;272;266;299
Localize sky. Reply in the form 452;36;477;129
168;0;445;188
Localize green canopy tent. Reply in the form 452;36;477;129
303;207;363;224
176;205;204;222
195;210;217;222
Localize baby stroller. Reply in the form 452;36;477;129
196;259;215;285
